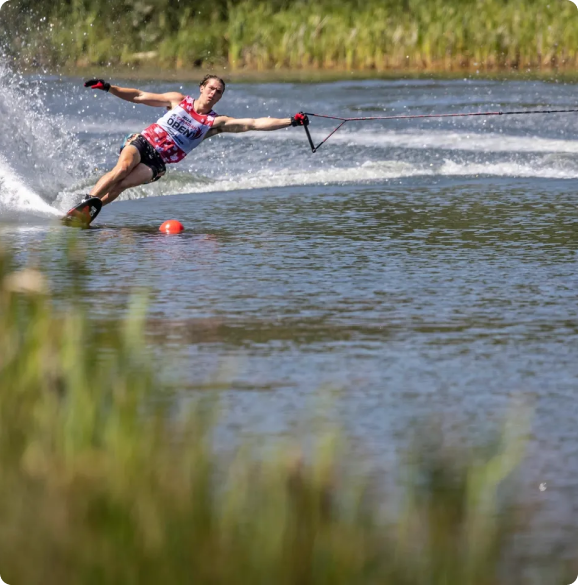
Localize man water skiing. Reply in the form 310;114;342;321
67;74;308;220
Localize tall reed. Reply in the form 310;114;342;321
1;0;577;72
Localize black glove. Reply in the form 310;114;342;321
291;112;309;126
84;79;111;92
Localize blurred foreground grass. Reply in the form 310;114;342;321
0;241;569;583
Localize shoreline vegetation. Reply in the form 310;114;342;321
58;66;578;85
2;0;578;78
0;237;572;582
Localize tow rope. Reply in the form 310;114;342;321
300;108;578;153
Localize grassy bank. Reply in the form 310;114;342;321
0;236;572;582
2;0;578;73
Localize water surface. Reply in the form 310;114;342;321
1;67;578;533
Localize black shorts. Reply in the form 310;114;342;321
120;133;166;183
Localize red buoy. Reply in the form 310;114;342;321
159;220;184;234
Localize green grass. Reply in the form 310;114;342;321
0;238;570;583
2;0;578;73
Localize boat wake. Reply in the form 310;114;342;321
70;155;578;203
256;125;578;154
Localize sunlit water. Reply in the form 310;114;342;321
1;64;578;541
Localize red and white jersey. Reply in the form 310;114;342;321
141;96;218;163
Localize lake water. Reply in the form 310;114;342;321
1;64;578;539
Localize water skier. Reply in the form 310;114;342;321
80;74;308;206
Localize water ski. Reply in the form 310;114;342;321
61;197;102;227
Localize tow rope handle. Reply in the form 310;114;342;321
303;121;317;153
301;113;348;154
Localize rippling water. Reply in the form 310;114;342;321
2;66;578;531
